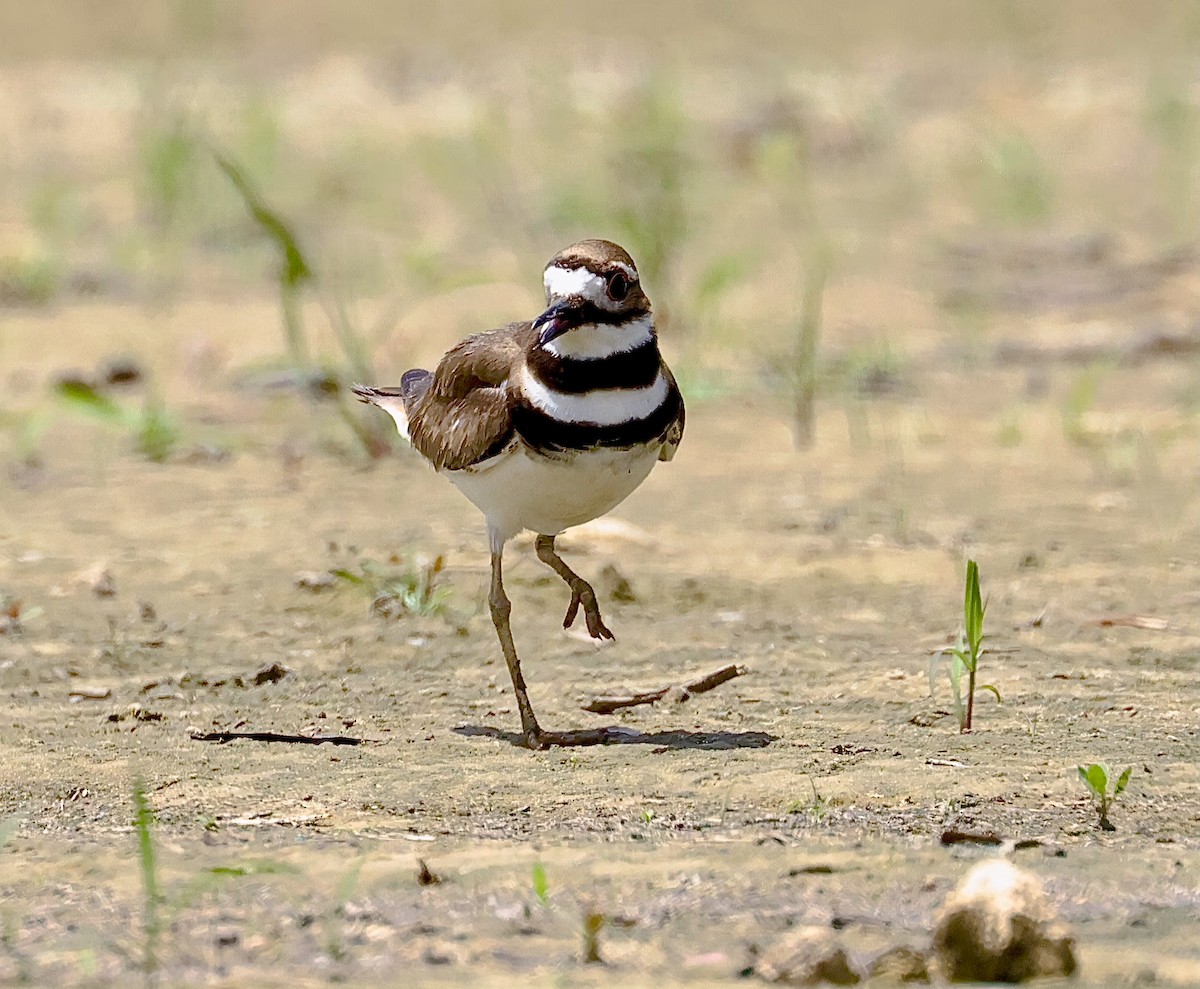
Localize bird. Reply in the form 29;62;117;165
353;239;684;749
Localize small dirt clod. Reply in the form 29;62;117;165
932;859;1077;983
251;663;290;686
868;946;930;983
755;925;861;985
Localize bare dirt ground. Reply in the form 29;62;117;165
2;327;1198;985
2;6;1200;985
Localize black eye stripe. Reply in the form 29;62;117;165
553;301;649;327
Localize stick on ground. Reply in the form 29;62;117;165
580;663;746;714
190;730;363;746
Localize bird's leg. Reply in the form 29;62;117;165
535;534;614;641
489;550;544;748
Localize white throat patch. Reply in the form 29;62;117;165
542;313;655;361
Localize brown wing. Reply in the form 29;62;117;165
407;324;530;471
658;361;685;462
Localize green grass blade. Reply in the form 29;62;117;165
165;859;301;925
212;151;311;288
133;783;160;906
132;780;161;976
963;558;975;631
980;683;1002;703
55;379;127;422
963;559;984;655
213;145;314;368
532;862;549;905
208;861;299;877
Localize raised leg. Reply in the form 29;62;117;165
534;534;614;641
489;549;544;748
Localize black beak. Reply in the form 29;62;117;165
533;299;579;346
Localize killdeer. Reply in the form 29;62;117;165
353;240;684;749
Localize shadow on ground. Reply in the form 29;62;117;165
453;724;777;749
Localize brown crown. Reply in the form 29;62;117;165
545;239;639;275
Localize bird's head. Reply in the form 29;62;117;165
533;240;653;358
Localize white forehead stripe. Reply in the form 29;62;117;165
543;314;654;361
543;262;639;305
519;367;668;425
543;265;607;303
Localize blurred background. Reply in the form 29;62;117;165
4;0;1200;465
3;9;1200;983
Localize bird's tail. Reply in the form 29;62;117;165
351;372;431;442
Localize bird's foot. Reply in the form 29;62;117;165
521;729;548;751
562;581;614;640
517;716;548;751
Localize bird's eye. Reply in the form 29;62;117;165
606;271;630;302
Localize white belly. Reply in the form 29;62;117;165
445;442;661;546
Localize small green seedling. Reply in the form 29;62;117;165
931;559;1001;732
1077;763;1132;832
785;775;831;823
333;555;449;619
